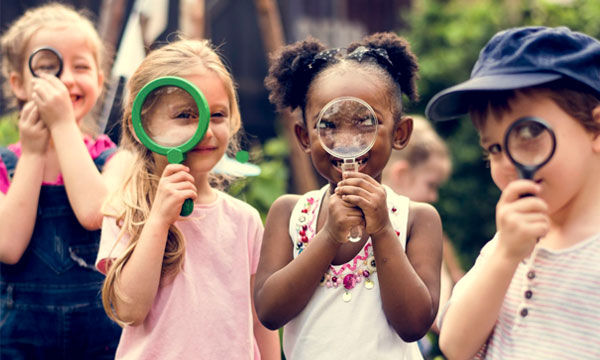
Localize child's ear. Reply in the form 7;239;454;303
294;122;311;153
591;105;600;153
97;70;105;91
392;116;413;150
9;71;28;101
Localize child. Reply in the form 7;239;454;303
0;3;123;358
97;38;280;359
254;32;443;359
426;26;600;359
382;115;452;205
382;115;463;356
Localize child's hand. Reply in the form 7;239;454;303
335;171;392;237
323;192;365;244
31;73;75;130
19;101;49;155
150;164;197;225
495;179;549;262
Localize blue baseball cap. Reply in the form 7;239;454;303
426;26;600;122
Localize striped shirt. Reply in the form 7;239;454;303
472;233;600;359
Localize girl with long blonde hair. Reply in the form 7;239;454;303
96;38;279;359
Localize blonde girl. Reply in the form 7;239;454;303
96;38;279;359
0;3;122;358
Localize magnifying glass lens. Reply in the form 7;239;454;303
317;98;377;159
29;49;62;77
141;86;200;147
506;120;554;167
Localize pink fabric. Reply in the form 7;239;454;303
4;134;115;186
96;190;264;360
0;160;8;194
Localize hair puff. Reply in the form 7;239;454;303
348;32;419;102
265;37;326;111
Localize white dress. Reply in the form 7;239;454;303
283;184;423;360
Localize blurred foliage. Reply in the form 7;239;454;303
229;135;290;222
0;112;18;146
399;0;600;269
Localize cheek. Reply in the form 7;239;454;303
489;162;509;191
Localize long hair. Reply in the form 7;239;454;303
102;38;241;326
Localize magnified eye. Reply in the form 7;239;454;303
356;115;375;127
317;120;336;130
516;122;544;140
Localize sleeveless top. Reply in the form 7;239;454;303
283;184;423;360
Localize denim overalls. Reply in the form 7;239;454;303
0;147;122;359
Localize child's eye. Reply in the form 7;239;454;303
317;120;335;129
487;143;502;155
356;116;375;127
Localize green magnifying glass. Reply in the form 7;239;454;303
131;76;210;216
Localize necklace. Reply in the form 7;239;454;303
293;187;403;302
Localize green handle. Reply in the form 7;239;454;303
181;198;194;216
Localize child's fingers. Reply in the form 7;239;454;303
161;164;191;177
19;102;35;124
499;180;541;203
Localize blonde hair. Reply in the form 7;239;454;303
391;115;450;168
0;2;106;134
102;38;242;326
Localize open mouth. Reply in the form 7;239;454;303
70;95;82;104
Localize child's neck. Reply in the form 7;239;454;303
194;175;217;204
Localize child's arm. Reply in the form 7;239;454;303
32;74;108;230
439;180;548;359
336;172;443;341
254;193;363;330
109;164;197;325
250;274;281;359
0;102;48;264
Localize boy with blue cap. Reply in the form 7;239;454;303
426;26;600;359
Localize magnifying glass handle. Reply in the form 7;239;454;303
181;198;194;216
340;159;364;243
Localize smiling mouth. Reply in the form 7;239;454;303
193;146;217;152
332;157;367;170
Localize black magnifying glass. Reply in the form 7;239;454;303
504;116;556;182
28;46;63;78
131;76;210;216
317;96;378;242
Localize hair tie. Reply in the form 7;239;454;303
308;48;341;70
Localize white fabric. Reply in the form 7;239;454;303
283;185;423;360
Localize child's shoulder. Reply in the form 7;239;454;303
217;190;263;220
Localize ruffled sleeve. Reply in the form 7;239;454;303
96;215;130;275
0;158;9;194
85;134;117;161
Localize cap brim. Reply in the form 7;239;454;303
425;73;563;122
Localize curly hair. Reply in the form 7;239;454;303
265;32;419;120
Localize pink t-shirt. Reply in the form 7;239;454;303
0;134;116;194
96;190;264;360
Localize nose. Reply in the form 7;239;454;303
59;66;74;86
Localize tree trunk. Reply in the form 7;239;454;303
254;0;319;194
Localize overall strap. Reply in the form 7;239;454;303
93;147;117;172
0;147;18;180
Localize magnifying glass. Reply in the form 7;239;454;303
132;76;210;216
504;116;556;181
29;46;63;78
317;96;378;242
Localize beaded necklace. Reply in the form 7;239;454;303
293;186;403;302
